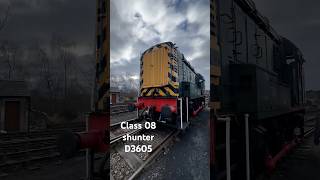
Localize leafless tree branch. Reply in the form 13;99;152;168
0;5;10;32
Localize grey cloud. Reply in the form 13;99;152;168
111;0;210;89
254;0;320;90
0;0;95;54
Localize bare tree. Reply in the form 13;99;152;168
0;5;11;78
110;74;121;88
50;34;75;99
0;5;10;32
38;48;53;94
111;73;138;91
110;73;139;102
36;47;61;113
127;73;139;90
0;40;19;79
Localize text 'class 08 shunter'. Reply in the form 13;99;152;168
129;42;205;129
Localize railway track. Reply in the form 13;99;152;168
111;104;130;115
0;125;85;172
0;128;84;141
110;118;143;144
303;127;314;137
0;121;85;140
111;118;138;127
110;118;180;180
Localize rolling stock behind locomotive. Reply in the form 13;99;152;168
129;42;205;129
210;0;306;179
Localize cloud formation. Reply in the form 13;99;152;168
254;0;320;90
0;0;95;56
2;0;317;90
110;0;210;89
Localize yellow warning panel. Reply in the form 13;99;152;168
142;47;169;88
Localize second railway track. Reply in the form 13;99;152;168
110;118;143;144
110;118;180;180
111;104;131;115
0;123;86;172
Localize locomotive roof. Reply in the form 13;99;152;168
141;42;203;80
182;55;196;73
235;0;281;42
141;42;175;56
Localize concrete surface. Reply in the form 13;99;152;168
138;110;210;180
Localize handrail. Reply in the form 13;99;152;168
217;116;231;180
245;114;250;180
217;114;250;180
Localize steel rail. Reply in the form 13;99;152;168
110;128;144;145
110;118;138;128
304;127;315;137
128;130;180;180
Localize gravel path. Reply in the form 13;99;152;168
111;150;134;180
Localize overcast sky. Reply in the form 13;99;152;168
254;0;320;90
0;0;319;90
110;0;210;89
0;0;95;56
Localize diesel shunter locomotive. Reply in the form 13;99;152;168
129;42;205;129
210;0;306;178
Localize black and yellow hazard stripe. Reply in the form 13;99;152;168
210;0;221;112
210;0;220;175
94;0;109;112
140;82;179;97
167;82;179;95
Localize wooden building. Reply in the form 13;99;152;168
0;80;30;132
110;86;120;105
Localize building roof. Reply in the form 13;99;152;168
110;86;120;93
0;80;30;97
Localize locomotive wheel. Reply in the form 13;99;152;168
128;103;136;112
161;106;173;124
161;106;172;119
